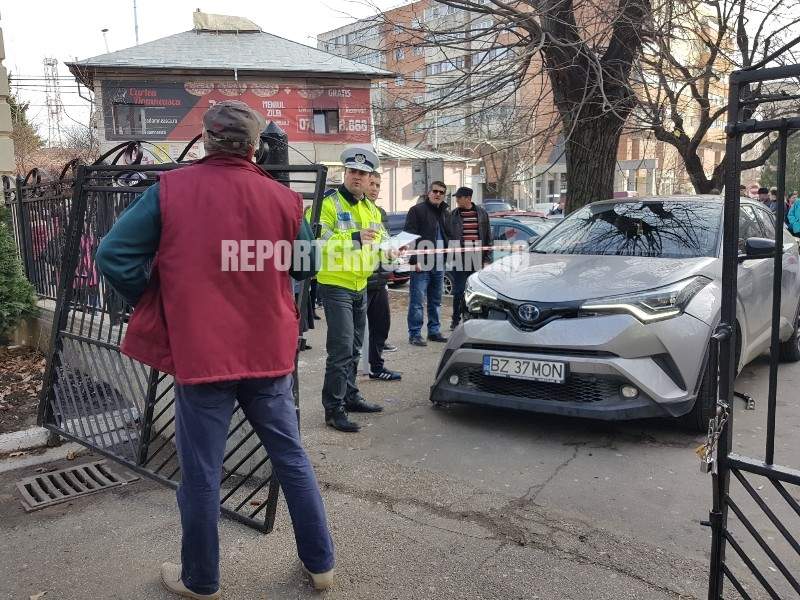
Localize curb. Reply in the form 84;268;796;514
0;427;51;454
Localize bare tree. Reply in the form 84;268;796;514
7;81;43;175
362;0;651;210
631;0;800;193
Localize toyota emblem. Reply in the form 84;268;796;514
517;303;540;322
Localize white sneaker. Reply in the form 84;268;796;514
304;566;335;591
160;562;221;599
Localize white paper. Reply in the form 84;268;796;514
380;231;420;252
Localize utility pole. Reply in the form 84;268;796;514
43;57;64;147
133;0;139;44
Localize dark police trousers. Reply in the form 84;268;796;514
320;284;367;411
366;285;391;372
174;374;334;595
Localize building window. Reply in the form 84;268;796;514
112;103;145;135
559;173;568;194
395;75;405;87
313;109;339;134
413;95;425;105
535;179;542;200
395;48;405;60
414;46;424;56
547;178;555;199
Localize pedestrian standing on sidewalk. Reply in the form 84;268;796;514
316;145;393;432
364;171;401;381
95;100;335;598
405;181;451;346
448;187;492;330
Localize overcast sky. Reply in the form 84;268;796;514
1;0;400;139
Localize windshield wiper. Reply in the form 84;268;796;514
530;249;549;254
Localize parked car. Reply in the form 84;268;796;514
442;215;556;295
481;200;514;213
430;196;800;431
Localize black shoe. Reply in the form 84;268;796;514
382;342;398;352
369;368;402;381
409;336;427;347
325;409;361;432
428;333;448;342
449;322;458;331
345;398;384;413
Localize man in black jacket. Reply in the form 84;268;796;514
365;172;401;380
404;181;450;346
449;187;493;329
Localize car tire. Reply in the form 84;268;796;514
682;355;716;433
779;312;800;362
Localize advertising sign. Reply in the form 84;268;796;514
102;80;372;143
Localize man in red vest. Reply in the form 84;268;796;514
96;101;334;598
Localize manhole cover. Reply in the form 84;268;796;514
16;460;138;512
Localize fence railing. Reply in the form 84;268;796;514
2;169;76;302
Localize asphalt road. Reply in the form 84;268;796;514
0;292;797;599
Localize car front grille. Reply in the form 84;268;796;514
451;366;619;403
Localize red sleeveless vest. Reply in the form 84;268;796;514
121;154;302;384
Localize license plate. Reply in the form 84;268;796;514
482;355;567;383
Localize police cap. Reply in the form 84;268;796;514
341;144;379;173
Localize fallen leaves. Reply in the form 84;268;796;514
0;346;46;435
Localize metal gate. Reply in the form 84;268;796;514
36;156;328;533
707;64;800;598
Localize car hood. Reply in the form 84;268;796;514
478;253;718;302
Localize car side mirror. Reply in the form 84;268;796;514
739;237;776;262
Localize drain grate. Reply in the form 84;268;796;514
16;460;138;512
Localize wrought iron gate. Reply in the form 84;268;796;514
37;158;328;533
707;64;800;598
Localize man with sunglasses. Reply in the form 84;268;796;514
404;181;451;346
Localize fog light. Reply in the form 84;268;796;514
620;384;639;399
449;374;460;385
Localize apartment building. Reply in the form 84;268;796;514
318;1;729;205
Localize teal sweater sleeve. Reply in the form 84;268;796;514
95;183;161;306
291;217;318;281
95;182;319;304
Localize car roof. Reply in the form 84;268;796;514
584;195;768;213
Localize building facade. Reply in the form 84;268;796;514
318;1;730;206
68;11;391;166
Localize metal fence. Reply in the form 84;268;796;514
706;63;800;600
2;168;76;302
36;159;328;533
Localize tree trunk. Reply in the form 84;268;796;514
564;120;623;212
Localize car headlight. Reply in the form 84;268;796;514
579;276;711;323
464;275;499;313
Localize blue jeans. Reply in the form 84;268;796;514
407;269;444;338
174;374;334;594
319;284;367;412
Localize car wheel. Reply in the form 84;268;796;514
443;273;453;296
682;349;717;433
779;312;800;362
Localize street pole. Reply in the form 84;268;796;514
133;0;139;45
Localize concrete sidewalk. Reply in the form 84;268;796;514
0;294;736;599
0;448;706;600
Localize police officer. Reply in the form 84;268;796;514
317;145;391;432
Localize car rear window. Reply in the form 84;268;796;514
532;201;722;258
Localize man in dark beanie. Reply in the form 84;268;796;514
96;100;334;598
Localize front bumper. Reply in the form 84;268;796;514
429;313;711;421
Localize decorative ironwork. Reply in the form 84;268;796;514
707;62;800;599
34;158;328;533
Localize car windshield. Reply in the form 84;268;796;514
532;201;722;258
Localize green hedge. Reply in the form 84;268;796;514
0;204;37;341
